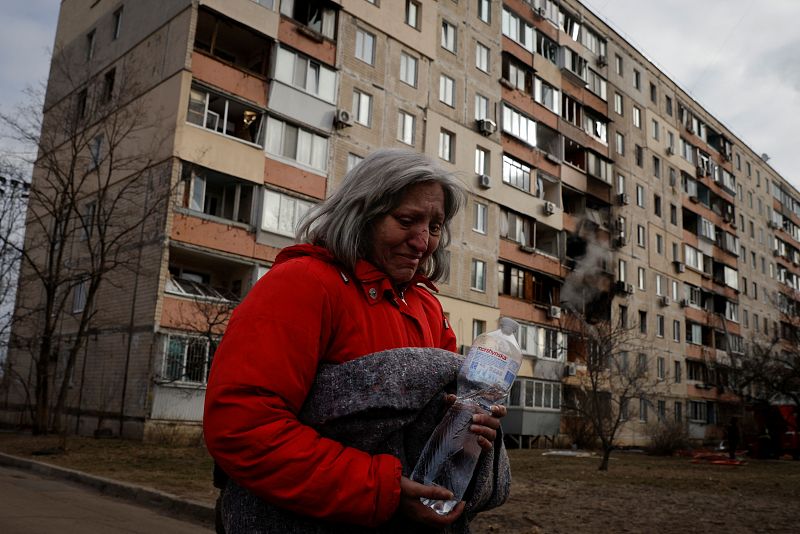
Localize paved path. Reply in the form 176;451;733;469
0;465;213;533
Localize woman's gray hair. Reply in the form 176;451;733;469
296;148;466;282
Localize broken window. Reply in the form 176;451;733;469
194;9;271;75
187;84;265;145
280;0;337;39
182;164;255;225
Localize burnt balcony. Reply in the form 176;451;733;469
194;8;271;77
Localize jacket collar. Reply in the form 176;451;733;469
275;244;439;302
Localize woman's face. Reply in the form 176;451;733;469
368;182;445;285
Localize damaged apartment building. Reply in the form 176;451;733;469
1;0;796;446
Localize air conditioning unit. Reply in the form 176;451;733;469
625;283;634;295
519;244;535;254
544;201;556;215
548;305;562;319
334;108;353;127
689;195;699;203
613;217;624;231
596;55;608;67
679;299;688;308
686;125;695;134
478;174;491;189
477;118;497;136
534;6;546;18
617;193;630;206
696;166;706;178
673;261;685;273
768;220;779;229
658;296;670;307
565;363;577;377
773;249;781;257
666;146;674;156
614;280;626;293
616;235;627;248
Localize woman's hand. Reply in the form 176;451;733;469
398;476;465;527
445;394;508;452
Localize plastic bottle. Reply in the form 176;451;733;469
411;317;522;515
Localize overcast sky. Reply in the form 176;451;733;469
1;1;798;187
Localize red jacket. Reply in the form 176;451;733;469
203;244;457;527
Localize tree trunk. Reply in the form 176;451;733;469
598;447;612;471
33;344;51;434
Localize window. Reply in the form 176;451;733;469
673;320;680;342
185;165;255;224
674;361;682;383
441;20;457;52
89;134;103;169
262;189;313;237
536;31;558;64
615;54;623;74
655;274;663;296
651;119;659;140
502;155;531;192
615;132;624;155
80;201;96;240
654;194;662;217
477;0;491;23
346;153;363;172
475;146;489;175
614;93;623;115
670;204;677;225
112;8;123;40
637;266;646;290
504;54;532;92
265;117;328;171
73;280;88;313
476;42;490;72
162;335;215;385
689;400;708;423
639;397;648;422
656;356;665;379
502;8;534;52
439;75;455;106
471;259;486;291
76;88;87;119
635;145;643;167
188;85;265;145
586;69;607;100
352;90;372;126
657;316;665;338
632;106;641;128
534;77;560;114
636;184;645;207
86;29;96;61
439;130;454;162
474;94;489;120
619;305;628;328
639;311;647;334
653;155;661;178
405;1;420;29
474;202;488;234
686;322;702;345
472;319;487;341
502;104;536;146
355;29;375;64
397;111;415;145
400;52;418;86
633;68;641;89
508;379;561;410
102;68;115;102
618;259;627;282
656;234;663;255
617;173;626;195
275;47;337;103
650;82;657;103
665;95;673;116
281;0;336;38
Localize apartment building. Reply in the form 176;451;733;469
0;0;795;445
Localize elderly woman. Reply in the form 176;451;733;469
204;149;507;532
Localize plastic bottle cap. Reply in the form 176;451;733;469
499;317;519;335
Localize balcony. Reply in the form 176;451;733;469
194;8;271;78
181;163;255;227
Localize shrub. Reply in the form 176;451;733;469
646;418;690;455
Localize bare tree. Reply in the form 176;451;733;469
560;309;667;470
0;51;171;435
0;160;29;373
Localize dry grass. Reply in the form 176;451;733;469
2;432;799;533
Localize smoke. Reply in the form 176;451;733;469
560;225;611;316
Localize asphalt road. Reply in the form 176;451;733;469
0;465;213;533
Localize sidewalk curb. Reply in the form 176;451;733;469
0;452;214;526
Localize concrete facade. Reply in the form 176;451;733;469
1;0;796;447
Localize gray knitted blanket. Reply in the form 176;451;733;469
221;348;511;533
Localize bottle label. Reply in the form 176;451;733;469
465;346;519;390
